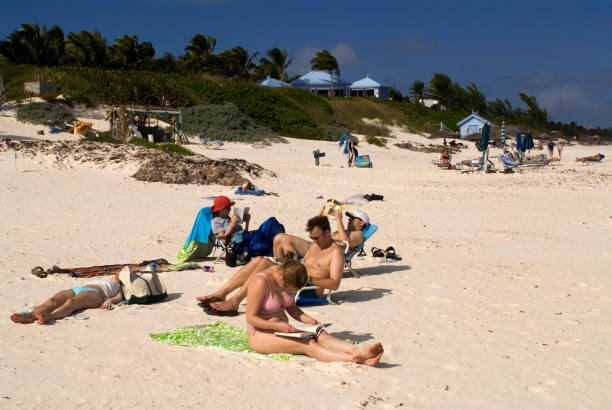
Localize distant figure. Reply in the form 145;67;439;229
557;141;564;158
576;153;604;162
547;141;555;158
10;275;124;325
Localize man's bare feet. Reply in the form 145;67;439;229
352;342;384;366
210;298;239;313
195;294;224;303
10;312;35;324
34;311;48;325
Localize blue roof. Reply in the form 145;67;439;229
257;76;292;88
350;75;390;89
291;70;351;87
457;112;495;127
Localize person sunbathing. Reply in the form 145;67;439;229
439;150;451;164
245;258;383;365
197;215;347;315
10;275;124;325
576;153;604;162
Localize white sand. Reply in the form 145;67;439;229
1;111;611;409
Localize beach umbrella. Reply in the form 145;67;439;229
477;123;490;152
516;133;522;151
500;120;506;148
523;132;534;153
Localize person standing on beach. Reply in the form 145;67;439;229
548;141;555;158
557;141;564;158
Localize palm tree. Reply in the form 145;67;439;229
184;34;216;73
310;50;339;96
409;80;425;103
65;30;108;67
427;73;452;109
0;23;64;66
258;47;293;86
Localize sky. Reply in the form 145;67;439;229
2;0;611;128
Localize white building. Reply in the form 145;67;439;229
349;74;391;98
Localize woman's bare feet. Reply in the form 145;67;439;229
34;311;49;325
352;342;384;366
10;312;36;324
210;298;240;313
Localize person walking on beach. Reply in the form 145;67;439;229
10;275;124;325
548;141;555;158
557;141;564;158
245;258;383;365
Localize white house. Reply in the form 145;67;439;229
349;74;391;98
457;112;495;139
291;70;351;96
257;75;292;88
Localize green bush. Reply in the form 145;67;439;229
128;138;196;155
181;103;284;143
16;102;75;125
366;136;387;147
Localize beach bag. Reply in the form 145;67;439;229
355;155;372;168
237;217;285;260
119;264;167;304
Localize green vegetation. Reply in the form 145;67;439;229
366;136;387;147
84;135;196;156
15;102;75;125
181;103;283;143
2;21;610;139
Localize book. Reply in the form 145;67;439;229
233;207;250;222
323;200;343;216
274;323;331;339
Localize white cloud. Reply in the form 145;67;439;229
288;46;318;77
331;42;360;68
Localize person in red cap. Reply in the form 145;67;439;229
210;196;250;247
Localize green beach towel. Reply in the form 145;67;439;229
149;321;310;362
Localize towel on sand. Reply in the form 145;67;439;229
149;321;310;361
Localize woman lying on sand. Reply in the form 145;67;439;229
10;275;124;325
244;258;383;365
576;153;604;162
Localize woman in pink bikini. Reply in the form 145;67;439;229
10;275;124;325
246;259;384;365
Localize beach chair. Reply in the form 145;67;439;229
343;224;378;278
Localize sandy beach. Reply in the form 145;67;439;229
1;108;611;409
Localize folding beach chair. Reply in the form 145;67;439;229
577;154;605;165
343;224;378;278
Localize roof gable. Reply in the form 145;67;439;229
350;75;390;89
457;112;494;127
291;70;351;87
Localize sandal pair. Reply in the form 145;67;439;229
371;247;385;258
384;246;402;261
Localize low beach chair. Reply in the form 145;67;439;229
577;154;605;165
343;224;378;278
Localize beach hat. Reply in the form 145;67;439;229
346;210;369;225
211;196;235;212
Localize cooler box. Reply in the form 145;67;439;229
355;155;372;168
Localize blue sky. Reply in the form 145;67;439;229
2;0;611;127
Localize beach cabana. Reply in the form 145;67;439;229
457;112;495;139
257;75;292;88
349;74;391;99
291;70;351;96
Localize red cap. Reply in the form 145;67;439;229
211;196;235;212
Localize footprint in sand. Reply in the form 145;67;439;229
555;338;582;347
207;276;226;285
426;296;454;303
526;379;557;393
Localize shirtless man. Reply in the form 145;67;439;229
196;213;368;314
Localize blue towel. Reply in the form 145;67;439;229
183;207;213;249
235;186;265;196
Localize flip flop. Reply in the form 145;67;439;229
371;247;385;258
384;247;402;261
357;249;367;257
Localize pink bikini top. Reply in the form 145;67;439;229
256;273;294;313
